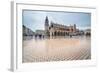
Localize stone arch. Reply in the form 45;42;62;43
54;31;57;36
58;31;60;36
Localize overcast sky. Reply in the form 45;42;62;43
22;10;91;32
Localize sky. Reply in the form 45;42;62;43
22;10;91;32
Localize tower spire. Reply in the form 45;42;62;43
45;16;49;28
45;16;49;25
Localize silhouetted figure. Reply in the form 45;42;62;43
35;35;37;39
39;35;42;39
70;35;72;38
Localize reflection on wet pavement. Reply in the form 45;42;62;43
22;37;91;63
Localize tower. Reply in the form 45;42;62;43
45;16;49;36
73;24;76;32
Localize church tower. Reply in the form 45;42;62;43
45;16;49;36
73;24;76;32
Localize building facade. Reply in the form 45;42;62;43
45;16;77;38
23;25;35;36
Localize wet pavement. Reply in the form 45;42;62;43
22;36;91;63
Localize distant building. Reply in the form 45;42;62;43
84;29;91;36
23;25;35;36
35;30;45;38
45;16;77;38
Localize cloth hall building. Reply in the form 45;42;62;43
45;16;77;38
